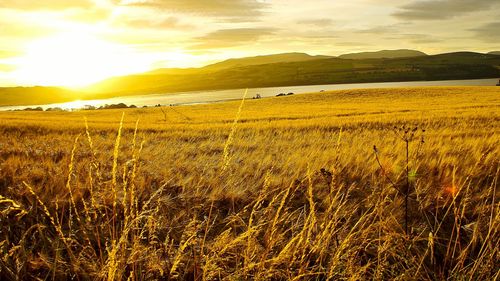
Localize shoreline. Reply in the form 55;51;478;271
1;78;498;111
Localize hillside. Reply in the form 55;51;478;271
0;86;82;106
87;52;500;97
144;68;203;75
488;51;500;55
2;51;500;107
338;49;427;59
83;53;333;96
203;52;332;71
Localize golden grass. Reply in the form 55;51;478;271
0;86;498;280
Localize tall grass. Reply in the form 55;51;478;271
0;87;498;280
221;89;247;172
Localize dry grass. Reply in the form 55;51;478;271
0;86;499;280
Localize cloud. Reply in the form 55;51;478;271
303;35;338;39
0;0;94;10
113;16;192;30
356;25;400;34
63;7;112;23
119;0;268;20
470;22;500;42
0;20;54;39
297;18;333;27
383;33;442;44
0;50;20;59
393;0;497;20
334;41;370;47
0;63;15;72
191;27;276;49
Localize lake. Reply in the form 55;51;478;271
1;78;499;111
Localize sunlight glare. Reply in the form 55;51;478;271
12;33;152;88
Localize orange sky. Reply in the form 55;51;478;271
0;0;498;87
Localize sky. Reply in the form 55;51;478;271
0;0;499;87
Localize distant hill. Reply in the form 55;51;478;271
339;49;427;60
488;51;500;55
144;68;203;75
86;52;333;94
140;53;331;76
86;51;500;97
204;52;332;71
3;51;500;106
0;86;82;107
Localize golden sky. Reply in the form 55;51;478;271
0;0;499;87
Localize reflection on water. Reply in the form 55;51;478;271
1;78;498;111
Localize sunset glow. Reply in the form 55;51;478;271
0;0;499;87
10;33;152;87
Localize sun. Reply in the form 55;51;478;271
12;33;152;88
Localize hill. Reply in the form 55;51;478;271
0;86;82;106
144;68;202;75
84;53;333;95
488;51;500;55
338;49;427;59
87;51;500;97
203;52;332;71
2;51;500;106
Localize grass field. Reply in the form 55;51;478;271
0;87;499;280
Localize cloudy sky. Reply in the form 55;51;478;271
0;0;499;87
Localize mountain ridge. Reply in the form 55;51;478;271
203;52;333;71
86;51;499;95
2;51;500;107
0;86;82;107
339;49;427;59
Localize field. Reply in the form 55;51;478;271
0;87;499;280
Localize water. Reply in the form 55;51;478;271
1;78;498;111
